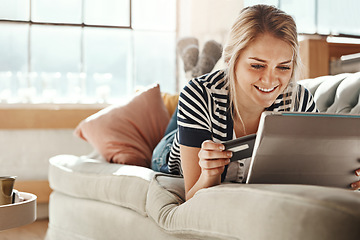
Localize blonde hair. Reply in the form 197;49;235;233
223;4;300;134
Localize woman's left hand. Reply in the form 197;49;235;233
350;168;360;190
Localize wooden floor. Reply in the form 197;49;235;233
0;219;48;240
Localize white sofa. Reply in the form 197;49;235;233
47;72;360;240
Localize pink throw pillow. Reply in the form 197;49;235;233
74;84;170;168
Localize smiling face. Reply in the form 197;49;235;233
234;33;294;112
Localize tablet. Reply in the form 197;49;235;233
246;112;360;189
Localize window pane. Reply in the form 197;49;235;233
133;31;176;93
0;23;28;102
31;25;81;102
0;23;28;72
84;28;131;102
0;0;30;21
84;0;130;27
31;26;81;72
32;0;82;24
281;0;316;34
132;0;176;31
318;0;360;36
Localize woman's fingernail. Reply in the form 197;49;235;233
227;152;233;157
220;145;225;150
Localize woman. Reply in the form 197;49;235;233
152;4;360;200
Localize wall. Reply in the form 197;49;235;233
0;104;101;181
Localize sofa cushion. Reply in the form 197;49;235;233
48;154;156;216
147;179;360;240
74;84;170;168
161;92;179;117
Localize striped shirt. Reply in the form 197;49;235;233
168;69;317;179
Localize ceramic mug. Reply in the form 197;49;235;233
0;176;16;205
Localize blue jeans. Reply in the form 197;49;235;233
151;129;177;173
151;107;178;173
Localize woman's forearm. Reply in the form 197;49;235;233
180;143;229;201
186;172;221;200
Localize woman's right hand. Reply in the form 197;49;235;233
198;140;232;178
180;140;232;200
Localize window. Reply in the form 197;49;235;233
0;0;177;103
244;0;360;37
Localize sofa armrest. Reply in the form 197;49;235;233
49;154;156;216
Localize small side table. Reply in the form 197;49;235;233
0;192;37;231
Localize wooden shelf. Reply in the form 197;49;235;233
14;181;52;204
299;38;360;79
0;105;105;129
